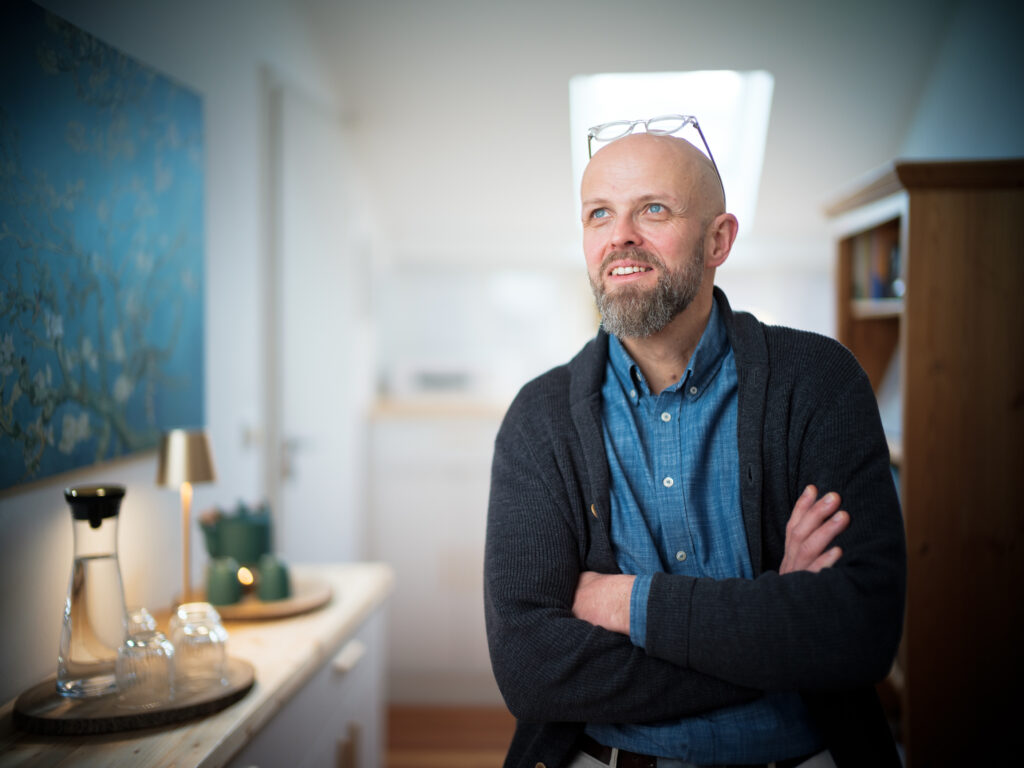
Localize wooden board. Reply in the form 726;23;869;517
206;576;333;620
11;658;255;736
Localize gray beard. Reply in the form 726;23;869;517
590;244;704;339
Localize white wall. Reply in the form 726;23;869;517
0;0;340;705
900;0;1024;159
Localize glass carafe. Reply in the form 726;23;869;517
57;485;129;698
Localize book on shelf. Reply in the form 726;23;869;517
849;220;904;301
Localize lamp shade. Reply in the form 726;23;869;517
156;429;217;487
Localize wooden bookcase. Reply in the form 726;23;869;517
826;159;1024;765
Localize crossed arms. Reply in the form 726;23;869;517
483;347;905;725
572;485;850;635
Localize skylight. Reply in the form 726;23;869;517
569;70;774;238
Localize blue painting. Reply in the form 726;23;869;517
0;1;205;490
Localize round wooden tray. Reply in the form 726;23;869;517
12;657;255;736
203;575;333;620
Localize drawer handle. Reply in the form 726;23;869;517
331;638;366;675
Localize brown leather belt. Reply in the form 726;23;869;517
578;733;814;768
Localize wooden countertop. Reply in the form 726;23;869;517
0;562;394;767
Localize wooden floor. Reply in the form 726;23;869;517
386;706;516;768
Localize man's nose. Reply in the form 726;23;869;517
610;215;642;249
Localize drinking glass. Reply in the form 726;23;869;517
116;628;175;709
169;602;229;694
127;606;159;633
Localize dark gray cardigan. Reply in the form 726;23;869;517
484;288;906;768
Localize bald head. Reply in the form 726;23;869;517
582;133;726;221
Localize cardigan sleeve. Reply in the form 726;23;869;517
484;387;760;724
641;343;906;692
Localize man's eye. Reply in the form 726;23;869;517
647;203;665;214
590;208;609;220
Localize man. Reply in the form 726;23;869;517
484;125;906;768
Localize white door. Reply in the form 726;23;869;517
267;78;372;563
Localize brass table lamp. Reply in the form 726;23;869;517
156;429;217;603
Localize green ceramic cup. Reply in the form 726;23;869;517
206;557;242;605
257;554;291;602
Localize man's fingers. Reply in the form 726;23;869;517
788;485;817;524
781;487;849;574
807;546;843;574
789;487;841;540
802;508;849;552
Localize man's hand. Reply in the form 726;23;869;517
780;485;849;574
572;571;635;635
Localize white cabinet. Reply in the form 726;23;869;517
227;605;386;768
369;404;504;704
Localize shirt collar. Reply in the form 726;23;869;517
607;297;731;400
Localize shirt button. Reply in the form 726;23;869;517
663;477;674;488
689;385;698;395
660;412;671;422
630;389;637;399
676;550;687;562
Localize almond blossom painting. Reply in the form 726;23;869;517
0;1;205;490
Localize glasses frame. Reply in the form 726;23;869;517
586;114;720;181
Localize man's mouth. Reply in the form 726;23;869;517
610;265;653;276
600;248;662;280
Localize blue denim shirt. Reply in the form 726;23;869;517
586;301;823;763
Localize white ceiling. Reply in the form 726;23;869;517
295;0;962;267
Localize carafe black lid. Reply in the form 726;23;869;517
64;485;126;528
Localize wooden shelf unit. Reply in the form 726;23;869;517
827;158;1024;766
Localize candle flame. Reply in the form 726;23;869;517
237;566;254;586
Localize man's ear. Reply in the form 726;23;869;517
705;213;739;269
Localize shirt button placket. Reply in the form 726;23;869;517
659;403;677;491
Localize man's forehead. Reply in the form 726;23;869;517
581;178;683;205
583;137;694;192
